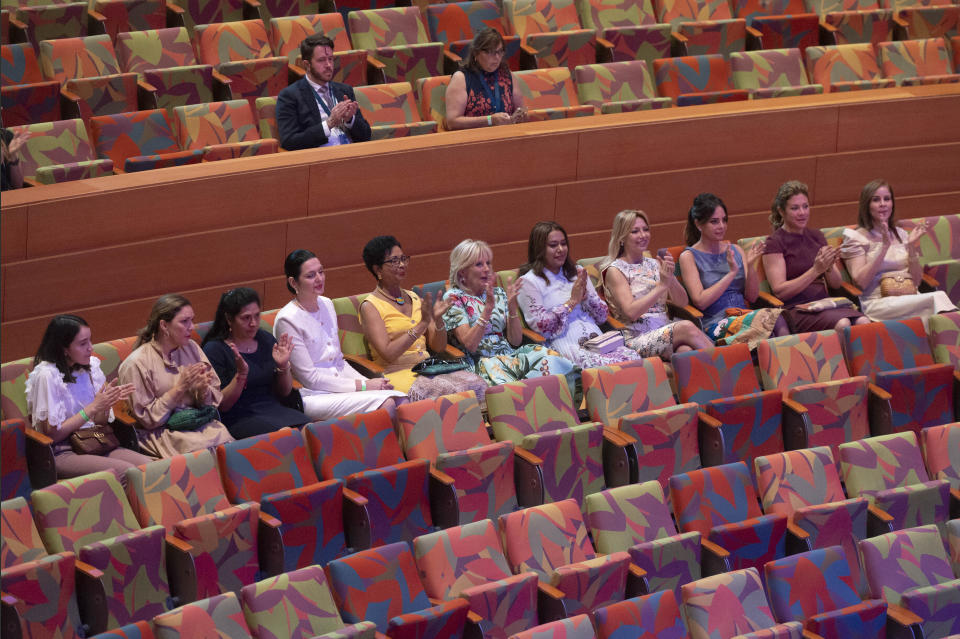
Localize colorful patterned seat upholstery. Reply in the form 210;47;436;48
89;109;204;173
593;590;690;639
859;524;960;639
153;591;254;639
0;43;62;126
504;0;600;70
575;0;672;67
514;66;597;119
921;423;960;498
14;2;90;49
585;481;712;595
255;96;278;139
240;564;378;639
354;81;439;139
8;118;114;184
670;461;788;578
268;13;371;87
754;446;874;594
426;1;523;69
0;419;55;501
657;0;748;55
673;343;786;472
948;518;960;575
89;621;155;638
583;359;705;493
757;330;873;457
509;614;597;639
348;6;445;85
841;317;957;438
895;4;960;39
839;431;951;531
732;0;820;52
173;98;280;161
807;0;893;45
115;27;219;111
125;449;268;598
2;496;53;569
38;35;140;120
681;567;803;639
30;471;174;629
216;427;350;571
92;0;166;42
499;499;633;616
903;215;960;304
652;54;750;105
1;545;87;639
326;541;471;637
486;374;610;505
414;518;541;638
416;74;451;130
804;42;896;91
168;0;248;31
255;0;334;22
397;391;524;524
878;36;960;85
194;20;289;109
764;546;887;637
574;60;673;112
729;47;824;97
304;408;440;548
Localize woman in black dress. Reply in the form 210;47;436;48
202;287;308;439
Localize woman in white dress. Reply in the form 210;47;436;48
840;179;956;322
273;249;405;420
517;221;640;368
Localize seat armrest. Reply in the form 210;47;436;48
627;563;648;597
343;487;371;551
257;511;283;578
867;383;893;436
514;447;544;508
802;631;826;639
343;354;384;376
24;427;56;490
75;560;108;637
537;581;567;622
164;535;197;606
165;2;185;28
429;468;459;529
697;411;724;467
786;520;812;554
867;503;894;537
667;301;703;323
700;539;731;575
920;271;939;291
756;291;784;308
443;344;465;358
602;427;632;488
521;328;546;344
781;398;811;450
886;603;923;628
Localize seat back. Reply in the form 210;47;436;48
498;498;597;580
754;446;847;517
154;591;253;638
513;66;586;109
729;47;819;91
88;109;185;168
681;567;787;638
348;6;432;50
1;551;84;639
511;615;597;639
594;590;689;639
733;0;806;19
486;374;581;444
669;461;763;536
928;311;960;369
331;294;372;360
18;3;90;47
416;74;451;129
805;43;891;92
1;495;47;568
195;19;275;64
426;1;512;44
413;518;515;599
93;0;166;42
304;408;405;480
0;420;34;501
920;423;960;487
653;53;748;105
878;37;955;85
757;330;851;389
574;60;670;112
173;0;247;31
582;358;676;425
1;43;45;84
659;0;735;23
116;27;200;72
858;524;955;605
584;481;679;554
39;34;123;81
241;564;374;639
354;81;438;138
507;0;586;36
576;0;660;31
268;13;364;86
672;342;760;404
842;317;936;378
396;390;487;460
838;431;932;496
255;96;278;139
9;119;113;184
174;99;263;148
125;448;232;528
897;5;960;39
216;427;320;503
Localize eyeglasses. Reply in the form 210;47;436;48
483;48;506;57
383;255;411;267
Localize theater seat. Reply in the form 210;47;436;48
173;99;280;161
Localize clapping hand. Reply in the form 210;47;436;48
657;252;677;282
746;239;765;265
511;107;528;124
226;340;250;378
568;268;588;308
506;278;524;309
904;223;925;251
91;379;135;416
272;333;293;368
814;245;839;275
724;244;739;272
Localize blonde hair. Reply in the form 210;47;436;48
601;209;650;269
770;180;809;230
449;239;493;287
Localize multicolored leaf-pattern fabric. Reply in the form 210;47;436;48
729;48;824;97
268;14;369;86
514;66;597;117
499;499;631;615
878;37;959;85
526;423;605;504
194;20;289;107
1;551;82;639
620;403;700;497
678;18;747;56
583;358;675;425
486;374;581;444
842;318;955;436
505;0;596;69
585;482;701;594
304;408;405;480
920;423;960;489
17;3;89;48
89;109;200;173
653;55;749;105
169;0;246;31
804;43;896;92
173;502;260;597
256;96;278;139
89;621;155;639
93;0;165;42
416;74;451;129
39;34;122;81
354;81;439;139
10;119;113;184
947;519;960;576
670;462;787;576
327;541;470;636
425;1;522;69
657;0;735;23
593;590;690;639
747;12;820;53
510;614;597;639
347;459;435;547
116;27;200;73
681;568;803;639
397;391;485;459
154;591;254;639
575;61;673;112
125;448;232;527
575;0;672;67
0;79;61;127
0;420;33;501
764;546;887;637
1;496;47;568
217;429;347;568
174;99;279;159
673;343;760;403
348;7;444;84
897;5;960;39
859;524;960;638
438;442;518;525
839;431;950;530
754;447;868;593
414;519;539;639
2;42;45;84
240;565;378;639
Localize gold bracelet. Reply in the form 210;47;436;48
407;328;420;340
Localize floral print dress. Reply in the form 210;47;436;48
602;258;678;359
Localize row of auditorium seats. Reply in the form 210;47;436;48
5;37;959;183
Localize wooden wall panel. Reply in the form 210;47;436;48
814;191;960;222
576;108;838;180
835;95;960;152
1;206;28;263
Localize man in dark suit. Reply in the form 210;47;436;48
276;34;371;151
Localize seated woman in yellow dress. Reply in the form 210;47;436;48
359;235;487;402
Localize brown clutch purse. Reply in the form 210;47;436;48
69;424;119;455
879;273;915;297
